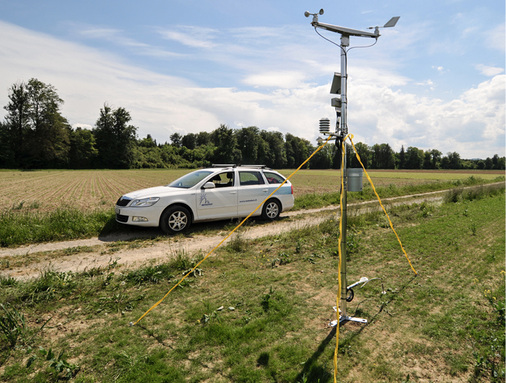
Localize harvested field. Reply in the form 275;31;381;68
0;169;186;213
0;168;502;213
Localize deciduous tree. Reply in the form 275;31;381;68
371;143;395;169
70;127;98;168
405;146;424;169
4;78;70;168
93;104;137;168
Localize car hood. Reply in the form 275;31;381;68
122;186;186;200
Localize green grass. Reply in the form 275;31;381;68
354;170;502;181
0;187;504;382
0;207;115;247
294;174;503;209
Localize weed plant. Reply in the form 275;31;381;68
0;303;26;348
0;185;504;382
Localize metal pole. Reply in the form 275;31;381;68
339;34;349;320
337;34;367;325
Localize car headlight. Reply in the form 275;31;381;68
130;197;160;207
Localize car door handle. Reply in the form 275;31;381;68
230;191;237;194
262;189;268;192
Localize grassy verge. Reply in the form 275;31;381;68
0;207;116;247
294;175;504;209
0;187;504;382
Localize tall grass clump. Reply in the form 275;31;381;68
294;192;340;209
8;271;79;305
444;182;505;204
0;303;27;349
124;264;175;285
123;251;204;286
0;208;115;247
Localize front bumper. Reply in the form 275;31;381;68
115;206;162;227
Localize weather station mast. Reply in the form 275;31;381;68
305;9;399;325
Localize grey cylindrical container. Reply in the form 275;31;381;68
347;168;363;192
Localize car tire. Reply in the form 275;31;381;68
160;205;191;234
262;199;281;220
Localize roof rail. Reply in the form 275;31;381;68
240;164;269;169
212;164;236;168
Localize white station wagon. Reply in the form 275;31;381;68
115;165;294;234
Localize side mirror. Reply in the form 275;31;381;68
203;182;215;189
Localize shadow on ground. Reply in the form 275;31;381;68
97;215;289;243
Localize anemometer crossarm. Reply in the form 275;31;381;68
311;21;380;38
306;11;399;40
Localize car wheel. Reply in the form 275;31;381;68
160;206;191;234
262;199;281;220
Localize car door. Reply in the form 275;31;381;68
195;171;238;220
237;170;268;217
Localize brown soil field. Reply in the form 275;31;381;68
0;169;186;213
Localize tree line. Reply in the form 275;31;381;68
1;78;504;170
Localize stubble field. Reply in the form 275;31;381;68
0;168;502;214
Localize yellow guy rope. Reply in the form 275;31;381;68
348;135;418;276
132;134;334;326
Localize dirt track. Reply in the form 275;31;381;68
1;183;502;280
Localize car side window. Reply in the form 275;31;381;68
263;171;285;184
209;172;234;188
239;171;265;186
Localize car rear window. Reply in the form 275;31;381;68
263;171;285;184
239;171;265;186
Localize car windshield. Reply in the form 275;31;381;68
168;170;213;188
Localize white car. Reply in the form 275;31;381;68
115;165;294;234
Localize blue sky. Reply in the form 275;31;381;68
0;0;504;159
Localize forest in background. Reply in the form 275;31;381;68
1;78;504;170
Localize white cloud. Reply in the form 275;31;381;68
0;20;503;160
350;74;505;158
476;64;504;77
242;71;308;88
86;29;144;49
72;123;93;130
75;24;184;59
485;23;505;53
157;26;218;49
